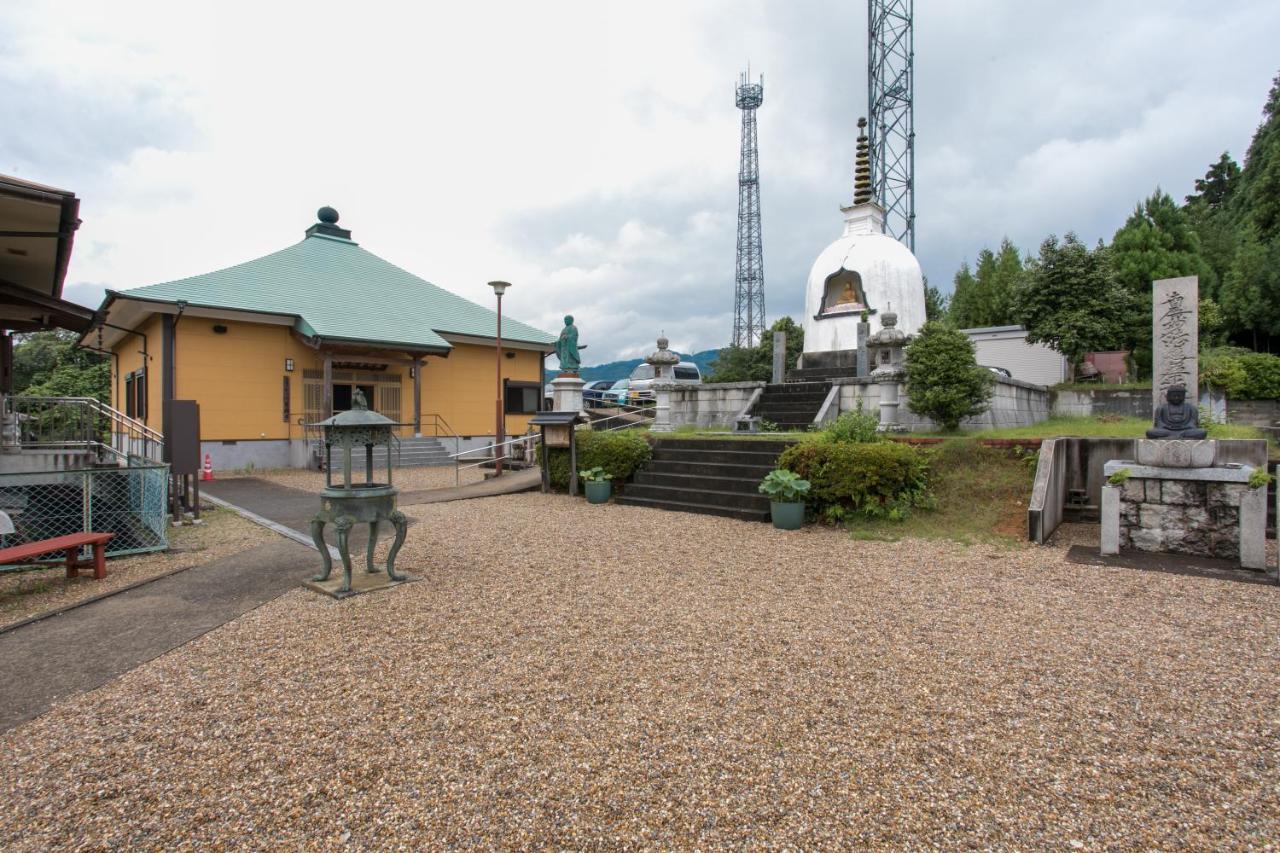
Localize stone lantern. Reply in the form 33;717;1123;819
307;390;410;596
866;310;909;431
646;334;681;433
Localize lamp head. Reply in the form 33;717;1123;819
488;280;511;297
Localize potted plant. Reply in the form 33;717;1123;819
580;467;613;504
758;469;810;530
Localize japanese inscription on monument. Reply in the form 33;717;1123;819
1152;276;1198;413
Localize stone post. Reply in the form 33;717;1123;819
1100;485;1120;555
856;320;870;378
1239;483;1267;570
1152;276;1198;413
651;382;676;433
771;331;786;384
871;366;904;431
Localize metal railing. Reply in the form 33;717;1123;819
2;396;163;466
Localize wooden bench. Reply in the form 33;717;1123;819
0;533;116;580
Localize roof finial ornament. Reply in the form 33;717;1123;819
853;117;872;206
317;206;340;224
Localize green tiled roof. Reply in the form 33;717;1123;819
117;231;555;351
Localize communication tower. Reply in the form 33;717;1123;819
732;70;766;348
868;0;915;250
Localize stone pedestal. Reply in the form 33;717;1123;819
650;381;676;433
872;366;905;431
552;374;586;413
1102;457;1266;569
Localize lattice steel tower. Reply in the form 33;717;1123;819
868;0;915;250
732;70;766;348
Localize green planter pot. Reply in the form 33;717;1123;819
770;500;805;530
585;481;612;504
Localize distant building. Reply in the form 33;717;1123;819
84;207;556;469
962;325;1067;387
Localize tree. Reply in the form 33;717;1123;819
707;316;804;383
1108;189;1212;374
947;238;1026;329
903;321;993;432
11;330;110;401
1220;227;1280;350
1012;234;1131;369
923;277;949;324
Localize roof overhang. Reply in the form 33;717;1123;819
84;291;301;350
308;334;450;357
0;278;95;334
439;331;555;354
0;174;83;333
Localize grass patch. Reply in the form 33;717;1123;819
964;415;1266;442
842;440;1035;546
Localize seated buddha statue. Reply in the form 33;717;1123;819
1146;385;1207;439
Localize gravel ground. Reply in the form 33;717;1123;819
0;508;273;631
224;466;486;493
3;494;1280;847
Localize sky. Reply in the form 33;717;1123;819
3;1;1277;366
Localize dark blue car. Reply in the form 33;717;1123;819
582;380;615;409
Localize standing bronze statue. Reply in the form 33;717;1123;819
1146;385;1207;439
554;315;585;375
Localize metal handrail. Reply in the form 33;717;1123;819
4;395;163;465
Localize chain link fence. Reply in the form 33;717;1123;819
0;463;169;560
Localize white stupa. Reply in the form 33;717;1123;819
802;118;925;359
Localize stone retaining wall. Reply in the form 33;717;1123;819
668;382;765;428
835;375;1049;431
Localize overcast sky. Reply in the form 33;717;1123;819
3;1;1277;365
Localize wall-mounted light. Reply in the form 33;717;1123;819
212;324;228;334
505;351;516;359
285;358;294;372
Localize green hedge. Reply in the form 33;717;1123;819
1200;348;1280;400
777;440;933;522
539;429;652;492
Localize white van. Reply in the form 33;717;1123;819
628;361;701;403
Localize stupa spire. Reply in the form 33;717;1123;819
853;118;872;206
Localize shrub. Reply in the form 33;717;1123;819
1200;348;1280;400
540;429;652;491
777;440;933;521
818;403;881;444
904;322;994;431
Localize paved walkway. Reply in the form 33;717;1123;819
203;469;541;542
0;538;313;733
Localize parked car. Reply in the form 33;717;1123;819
582;379;615;409
983;366;1012;379
605;378;630;406
628;361;702;403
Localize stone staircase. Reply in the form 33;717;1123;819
394;436;453;467
616;438;794;521
750;381;832;431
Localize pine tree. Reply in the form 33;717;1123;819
948;238;1027;329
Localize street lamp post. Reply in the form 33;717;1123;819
489;281;510;476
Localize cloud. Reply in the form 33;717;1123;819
2;0;1277;363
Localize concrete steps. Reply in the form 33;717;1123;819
394;437;453;467
750;381;832;431
616;438;795;522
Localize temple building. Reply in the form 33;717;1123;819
801;119;925;367
82;207;555;469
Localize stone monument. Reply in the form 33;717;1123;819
1098;275;1266;569
1152;276;1198;413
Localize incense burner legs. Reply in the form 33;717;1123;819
310;491;407;593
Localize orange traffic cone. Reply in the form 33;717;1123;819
201;453;214;481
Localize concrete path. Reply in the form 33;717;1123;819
203;469;541;542
0;538;313;733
